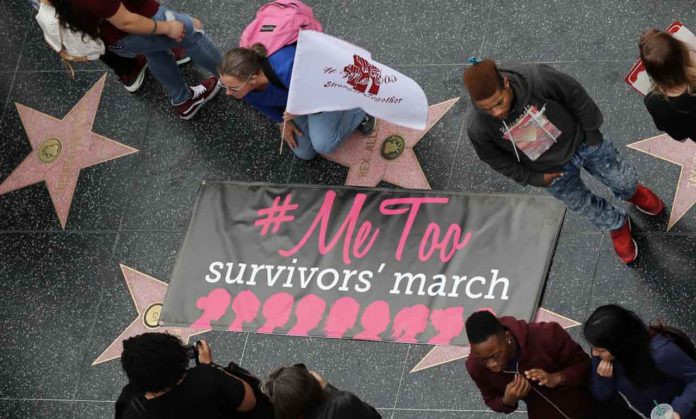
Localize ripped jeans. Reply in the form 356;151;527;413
546;139;637;232
110;6;222;104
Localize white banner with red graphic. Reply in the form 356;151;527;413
286;31;429;130
625;21;696;95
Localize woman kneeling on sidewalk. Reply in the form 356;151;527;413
219;43;375;160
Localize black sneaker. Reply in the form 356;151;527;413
358;114;376;135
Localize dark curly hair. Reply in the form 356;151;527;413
120;333;189;393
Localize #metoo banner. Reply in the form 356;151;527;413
161;182;565;346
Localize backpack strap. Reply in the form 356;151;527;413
260;57;288;91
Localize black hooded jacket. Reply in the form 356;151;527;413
466;64;604;187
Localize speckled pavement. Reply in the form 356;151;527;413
0;1;694;418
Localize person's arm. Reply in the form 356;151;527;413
536;64;604;144
197;341;257;412
466;360;518;413
550;322;591;386
106;3;184;40
468;127;546;187
656;341;696;419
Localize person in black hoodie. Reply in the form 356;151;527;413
262;364;381;419
462;59;664;264
640;29;696;142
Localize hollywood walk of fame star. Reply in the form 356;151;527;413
324;98;459;189
0;74;138;229
410;308;581;372
627;134;696;230
92;264;208;365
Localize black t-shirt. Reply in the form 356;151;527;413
304;385;381;419
115;364;267;419
644;91;696;142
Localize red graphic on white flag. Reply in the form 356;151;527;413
287;31;428;130
343;55;383;95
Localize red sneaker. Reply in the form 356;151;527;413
119;55;148;93
629;184;664;216
173;76;221;120
610;218;638;264
172;47;191;66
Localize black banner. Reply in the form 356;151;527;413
161;181;565;346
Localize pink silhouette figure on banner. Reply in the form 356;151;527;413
191;288;232;329
354;300;391;341
392;304;430;343
428;307;465;345
228;290;261;332
289;294;326;336
324;297;360;338
258;292;295;334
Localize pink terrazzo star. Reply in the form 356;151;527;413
324;98;459;189
627;134;696;230
92;264;208;365
410;308;580;372
0;74;138;228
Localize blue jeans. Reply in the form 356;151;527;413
291;108;366;160
547;139;637;232
109;6;222;104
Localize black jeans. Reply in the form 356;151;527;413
100;50;138;77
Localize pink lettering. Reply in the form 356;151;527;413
279;191;380;264
379;197;449;260
418;223;472;262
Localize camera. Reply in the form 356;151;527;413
184;341;200;363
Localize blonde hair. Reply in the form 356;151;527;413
219;43;268;79
639;29;696;97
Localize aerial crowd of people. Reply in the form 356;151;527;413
21;0;696;418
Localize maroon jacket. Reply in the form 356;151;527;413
466;317;593;419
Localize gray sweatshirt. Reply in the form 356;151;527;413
466;63;604;187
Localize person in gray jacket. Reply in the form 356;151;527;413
462;58;663;264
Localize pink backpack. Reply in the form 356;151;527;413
239;0;323;56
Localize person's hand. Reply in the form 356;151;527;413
503;374;531;407
597;359;613;378
673;413;681;419
524;369;563;388
282;112;298;121
197;340;213;364
543;172;563;187
310;370;327;389
279;121;302;149
165;20;185;41
192;17;202;31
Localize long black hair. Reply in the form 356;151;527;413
583;304;664;387
49;0;100;39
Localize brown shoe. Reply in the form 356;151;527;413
173;76;221;120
